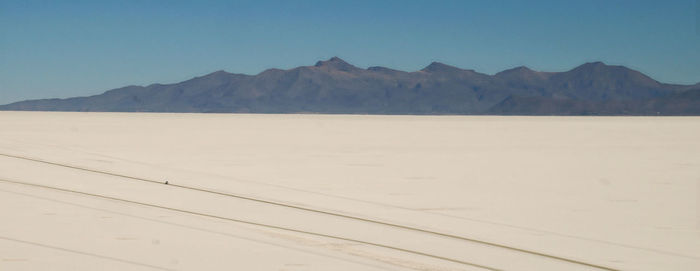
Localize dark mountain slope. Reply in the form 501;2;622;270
546;62;667;101
1;57;698;115
488;88;700;115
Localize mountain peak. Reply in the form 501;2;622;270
554;61;661;92
190;70;233;81
209;70;231;76
513;66;533;71
496;66;534;75
568;61;643;75
367;66;403;73
495;66;552;82
572;62;631;73
587;61;606;66
421;62;464;73
314;57;357;71
564;61;650;78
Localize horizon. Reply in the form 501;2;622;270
4;57;699;104
1;0;699;104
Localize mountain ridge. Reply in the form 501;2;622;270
2;57;698;115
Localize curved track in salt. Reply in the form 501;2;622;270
0;177;499;271
0;152;619;271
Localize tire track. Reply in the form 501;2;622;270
0;236;175;271
20;142;693;261
0;188;410;271
0;177;498;271
0;152;619;271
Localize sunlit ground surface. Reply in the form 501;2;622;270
0;112;698;271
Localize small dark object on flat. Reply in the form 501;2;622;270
165;181;168;185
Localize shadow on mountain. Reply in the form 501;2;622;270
2;58;698;115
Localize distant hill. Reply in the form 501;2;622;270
2;57;698;115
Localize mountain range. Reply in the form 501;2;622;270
2;57;699;115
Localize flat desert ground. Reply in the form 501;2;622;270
0;112;698;271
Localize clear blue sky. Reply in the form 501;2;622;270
1;0;699;104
